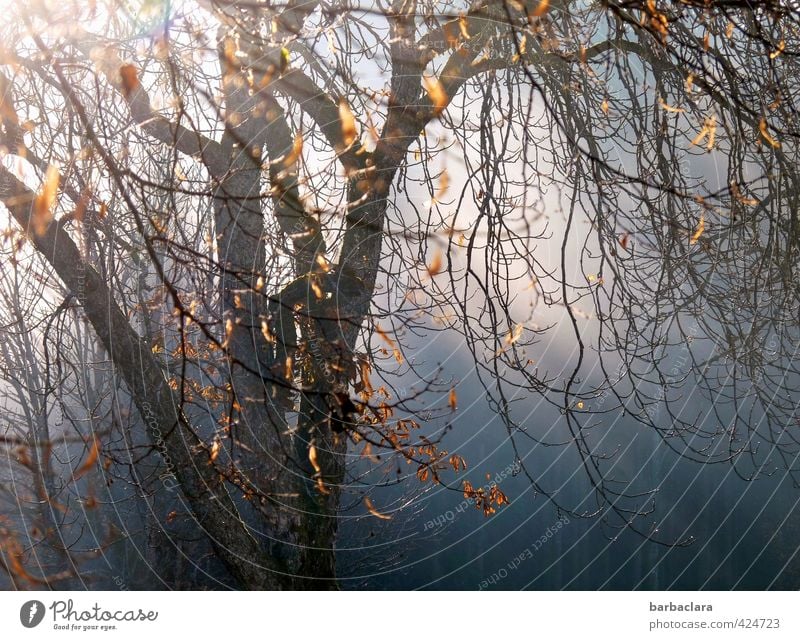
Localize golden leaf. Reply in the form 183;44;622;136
512;35;527;62
423;74;448;116
530;0;550;18
338;97;357;148
308;445;322;474
307;445;328;492
705;118;716;150
308;445;330;489
690;215;705;245
659;99;685;113
315;254;331;272
730;182;759;206
223;318;234;346
759;118;780;149
459;16;470;39
449;387;457;411
691;116;716;151
209;439;220;463
260;320;274;344
32;164;59;237
284;132;303;166
364;496;392;520
505;324;524;346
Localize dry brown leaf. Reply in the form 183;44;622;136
73;437;100;481
730;182;759;206
73;189;91;223
119;64;140;98
427;252;443;277
374;324;396;348
364;496;392;520
436;169;449;201
449;454;467;472
759;118;780;148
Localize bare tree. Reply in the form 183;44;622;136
0;0;798;589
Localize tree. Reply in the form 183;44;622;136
0;0;798;589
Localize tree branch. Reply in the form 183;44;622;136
0;167;288;588
273;68;368;174
66;34;227;177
